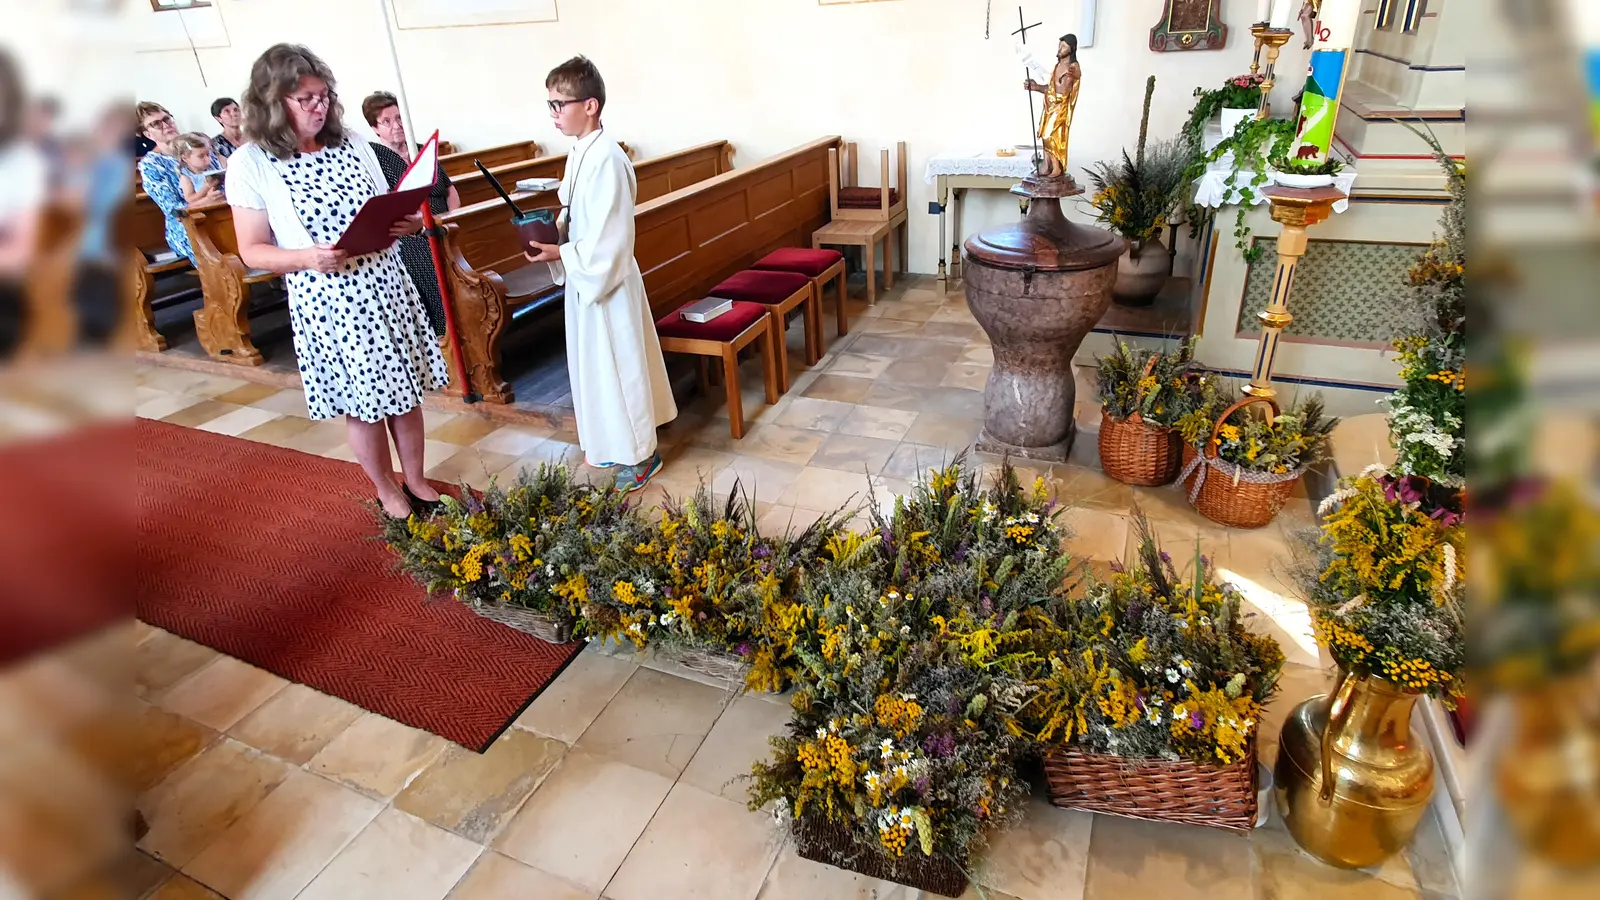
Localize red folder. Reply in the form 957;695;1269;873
334;130;440;257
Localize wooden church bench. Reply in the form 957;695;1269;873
178;201;282;365
448;142;638;206
439;139;541;177
437;139;737;403
125;191;193;353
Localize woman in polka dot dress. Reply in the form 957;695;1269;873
227;44;448;520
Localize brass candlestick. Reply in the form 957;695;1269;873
1244;185;1347;400
1249;22;1268;75
1255;28;1294;119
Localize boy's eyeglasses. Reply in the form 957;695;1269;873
288;92;336;112
547;98;589;113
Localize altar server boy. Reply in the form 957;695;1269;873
525;55;676;492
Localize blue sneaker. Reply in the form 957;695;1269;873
614;453;664;493
590;460;618;469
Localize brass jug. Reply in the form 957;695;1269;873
1275;671;1435;868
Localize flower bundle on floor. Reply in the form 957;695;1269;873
379;464;634;635
1178;394;1338;476
1294;466;1465;703
1017;516;1285;766
1096;337;1208;428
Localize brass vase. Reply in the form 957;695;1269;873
1495;672;1600;866
1275;671;1435;868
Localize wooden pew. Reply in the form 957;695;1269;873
21;203;81;354
439;139;737;403
125;191;191;352
450;141;639;208
178;201;282;365
439;139;541;178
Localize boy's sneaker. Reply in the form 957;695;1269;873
590;460;618;469
614;453;663;493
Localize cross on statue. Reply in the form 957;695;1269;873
1014;7;1044;169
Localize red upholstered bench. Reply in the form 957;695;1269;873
656;300;779;440
752;247;849;340
708;269;819;393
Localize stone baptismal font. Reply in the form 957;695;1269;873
965;32;1123;462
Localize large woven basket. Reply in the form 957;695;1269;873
796;816;970;898
463;597;572;645
1043;740;1260;832
1179;396;1303;529
1099;409;1183;486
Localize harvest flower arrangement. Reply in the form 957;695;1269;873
380;464;634;641
1086;77;1190;245
1178;393;1337;476
1019;516;1285;767
1294;466;1465;703
1096;336;1205;429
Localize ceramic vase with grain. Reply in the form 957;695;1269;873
1111;237;1173;307
1275;671;1435;868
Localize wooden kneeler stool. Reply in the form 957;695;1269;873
656;300;780;440
753;247;849;339
706;269;820;393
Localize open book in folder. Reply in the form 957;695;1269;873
333;129;439;257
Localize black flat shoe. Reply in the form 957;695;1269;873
403;483;444;517
376;498;410;521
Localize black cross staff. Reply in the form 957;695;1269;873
1013;7;1044;169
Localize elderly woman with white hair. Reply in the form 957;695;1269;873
226;43;447;520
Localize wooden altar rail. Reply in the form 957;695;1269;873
440;139;739;403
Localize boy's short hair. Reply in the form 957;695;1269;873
545;56;605;113
210;97;237;118
361;91;399;127
171;132;212;158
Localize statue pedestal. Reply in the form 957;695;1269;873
964;175;1123;463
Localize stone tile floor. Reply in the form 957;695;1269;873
1;278;1462;899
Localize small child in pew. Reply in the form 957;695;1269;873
524;55;677;493
171;132;225;205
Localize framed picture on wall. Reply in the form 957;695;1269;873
390;0;559;30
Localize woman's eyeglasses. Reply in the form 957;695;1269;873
547;98;588;113
288;91;336;112
142;115;175;133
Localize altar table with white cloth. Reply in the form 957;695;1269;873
925;149;1037;293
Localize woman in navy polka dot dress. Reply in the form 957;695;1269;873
227;44;448;520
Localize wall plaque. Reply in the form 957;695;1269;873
1150;0;1228;52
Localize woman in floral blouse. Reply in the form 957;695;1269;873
136;100;212;263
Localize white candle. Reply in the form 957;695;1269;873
1257;0;1272;24
1269;0;1294;28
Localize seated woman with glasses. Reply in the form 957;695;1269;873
225;43;449;521
135;101;196;263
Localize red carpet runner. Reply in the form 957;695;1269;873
135;418;581;751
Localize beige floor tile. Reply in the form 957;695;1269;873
512;651;638;744
1082;813;1254;900
427;450;520;490
958;342;994;366
295;808;482;900
136;393;206;421
680;694;793;802
148;873;227;899
156;657;288;732
491;749;674;894
137;738;293;867
0;736;138;896
1129;482;1224;531
917;321;983;344
1055;465;1135;514
133;631;220;700
394;729;566;843
572;667;730;779
941;362;992;391
880;357;953;388
859;315;925;334
837;405;919;442
275;418;349;455
494;441;583;482
248;388;311;418
877;304;938;325
755;505;833;538
776;467;876;513
605;782;779;900
653;446;736;492
712;456;806;505
196;406;284;437
1058;508;1131;564
1255;664;1336;770
881;442;959;483
823;352;895;380
1253;816;1424;900
307;712;450;800
184;768;382;900
226;683;365;765
974;796;1094;900
236;415;319;448
809;432;899;475
428;414;503;446
774;396;857;432
159;400;244;429
470;425;555;458
213;383;283;406
801;374;875;404
444;851;593;900
754;845;919;900
67;702;217;795
904;413;982;453
60;849;175;899
734;424;829;466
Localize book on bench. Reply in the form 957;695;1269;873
515;177;560;192
678;297;733;323
332;130;439;257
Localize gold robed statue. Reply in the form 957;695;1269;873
1023;33;1081;179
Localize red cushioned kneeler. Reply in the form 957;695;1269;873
655;300;767;342
753;247;844;278
711;269;811;304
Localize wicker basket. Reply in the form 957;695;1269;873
1099;409;1183;486
464;598;572;645
1179;396;1303;530
796;816;970;898
1043;740;1260;832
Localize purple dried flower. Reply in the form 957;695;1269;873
914;776;932;795
980;596;993;615
922;731;957;758
1110;561;1126;574
698;612;708;621
736;642;752;657
1159;551;1172;564
1134;694;1146;712
1190;710;1204;729
754;544;772;559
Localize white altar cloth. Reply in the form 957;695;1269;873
1191;159;1359;213
924;149;1038;183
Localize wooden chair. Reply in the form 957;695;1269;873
752;247;849;339
705;269;819;393
812;141;909;307
656;301;779;440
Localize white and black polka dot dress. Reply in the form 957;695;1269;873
275;142;448;422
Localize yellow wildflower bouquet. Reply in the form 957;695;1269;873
1017;515;1285;766
1095;336;1211;428
1293;466;1465;703
1176;393;1337;476
379;463;634;640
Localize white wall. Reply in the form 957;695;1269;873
130;0;1310;274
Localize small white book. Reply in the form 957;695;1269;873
679;297;733;323
516;177;560;192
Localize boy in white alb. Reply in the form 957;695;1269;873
524;56;676;492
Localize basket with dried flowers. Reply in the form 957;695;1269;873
1095;337;1212;486
1017;515;1285;831
1175;394;1338;529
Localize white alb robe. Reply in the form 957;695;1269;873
547;129;677;467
